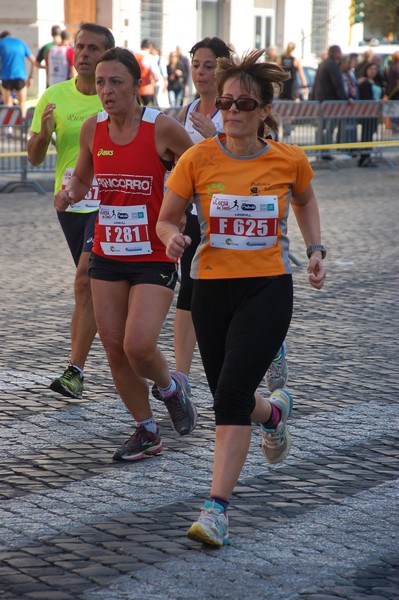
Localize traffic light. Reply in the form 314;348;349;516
350;0;365;25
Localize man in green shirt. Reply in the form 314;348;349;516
27;23;115;399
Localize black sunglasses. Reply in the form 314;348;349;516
215;96;263;112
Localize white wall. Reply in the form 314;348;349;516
162;0;197;58
98;0;141;49
327;0;351;50
280;0;313;62
229;0;256;55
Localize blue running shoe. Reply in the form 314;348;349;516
187;501;230;547
261;388;293;464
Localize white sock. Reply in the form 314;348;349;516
137;417;157;434
158;378;177;398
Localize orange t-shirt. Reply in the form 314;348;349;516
166;136;313;279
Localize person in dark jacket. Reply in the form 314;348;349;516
312;45;346;101
312;45;346;158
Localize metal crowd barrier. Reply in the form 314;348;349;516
272;100;399;167
0;106;52;194
1;101;399;195
272;101;322;147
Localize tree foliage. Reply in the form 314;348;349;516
363;0;399;37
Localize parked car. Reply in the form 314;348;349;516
297;65;317;100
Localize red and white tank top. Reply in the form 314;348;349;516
92;107;175;263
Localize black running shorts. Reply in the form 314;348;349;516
88;253;178;289
57;211;97;266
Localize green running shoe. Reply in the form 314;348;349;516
49;365;84;399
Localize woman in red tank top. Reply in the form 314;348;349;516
54;48;197;462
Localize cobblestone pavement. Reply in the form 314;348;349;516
0;161;398;599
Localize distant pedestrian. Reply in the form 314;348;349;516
279;42;308;101
312;44;346;102
149;42;168;107
337;54;358;149
0;31;36;118
312;44;346;158
266;45;278;63
278;41;308;137
176;45;191;102
46;29;75;87
166;51;185;106
35;24;62;87
357;62;382;168
134;39;158;106
384;51;399;132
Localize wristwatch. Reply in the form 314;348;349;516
306;244;327;259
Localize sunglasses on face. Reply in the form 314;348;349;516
215;96;263;111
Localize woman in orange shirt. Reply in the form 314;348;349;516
157;49;326;547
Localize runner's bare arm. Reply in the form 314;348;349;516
27;103;56;166
155;113;193;163
157;187;192;259
290;183;326;290
54;118;96;212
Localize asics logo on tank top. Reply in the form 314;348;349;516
97;149;114;156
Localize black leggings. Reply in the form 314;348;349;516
191;275;293;426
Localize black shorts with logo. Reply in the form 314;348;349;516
88;253;178;289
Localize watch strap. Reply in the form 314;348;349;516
306;244;327;259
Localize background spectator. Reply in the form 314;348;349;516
358;62;382;167
266;45;278;63
0;30;36;118
149;41;168;107
176;45;191;102
134;38;158;106
312;44;346;101
340;54;358;101
167;50;185;106
384;50;399;132
35;24;62;87
279;42;307;101
312;44;346;158
337;54;358;149
46;29;75;87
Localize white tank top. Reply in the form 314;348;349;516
47;45;70;86
183;98;223;143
